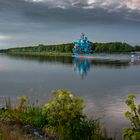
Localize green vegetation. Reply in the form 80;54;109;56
0;42;140;55
123;94;140;140
3;96;48;128
0;91;140;140
0;90;111;140
5;43;74;55
43;90;110;140
91;42;137;53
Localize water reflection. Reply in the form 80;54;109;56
72;56;140;78
5;53;134;68
0;54;140;139
73;58;90;79
130;57;140;65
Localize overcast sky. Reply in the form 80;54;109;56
0;0;140;48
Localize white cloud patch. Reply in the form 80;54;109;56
25;0;140;10
0;35;12;40
126;0;140;10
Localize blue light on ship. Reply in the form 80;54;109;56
73;33;91;55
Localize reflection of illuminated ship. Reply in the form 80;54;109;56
129;53;140;64
73;33;91;55
130;57;140;64
73;58;90;79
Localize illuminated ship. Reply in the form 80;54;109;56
73;33;91;55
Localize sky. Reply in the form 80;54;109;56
0;0;140;49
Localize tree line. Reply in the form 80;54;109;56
0;42;140;53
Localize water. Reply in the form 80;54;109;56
0;54;140;139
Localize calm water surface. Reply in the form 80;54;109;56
0;54;140;139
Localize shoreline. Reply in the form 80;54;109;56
2;52;140;62
72;54;140;61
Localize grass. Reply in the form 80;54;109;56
0;90;119;140
0;87;139;140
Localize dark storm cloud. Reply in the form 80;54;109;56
0;0;140;25
0;0;140;48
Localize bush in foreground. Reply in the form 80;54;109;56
0;90;111;140
44;90;109;140
123;94;140;140
2;96;48;128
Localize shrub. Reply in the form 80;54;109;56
44;89;109;140
0;90;111;140
122;94;140;140
4;96;48;128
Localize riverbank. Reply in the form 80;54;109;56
0;119;53;140
0;120;31;140
0;90;114;140
4;51;140;62
0;90;139;140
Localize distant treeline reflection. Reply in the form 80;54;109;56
5;53;131;68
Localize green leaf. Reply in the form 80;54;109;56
125;111;133;119
128;94;136;100
130;104;136;112
125;99;133;106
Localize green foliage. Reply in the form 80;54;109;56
123;94;140;140
44;89;84;124
44;89;85;139
134;45;140;52
1;42;140;54
44;89;110;140
24;105;48;128
5;43;73;54
3;96;48;128
92;42;134;53
0;90;112;140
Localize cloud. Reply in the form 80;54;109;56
25;0;140;10
0;0;140;25
126;0;140;10
0;0;140;48
0;35;12;40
